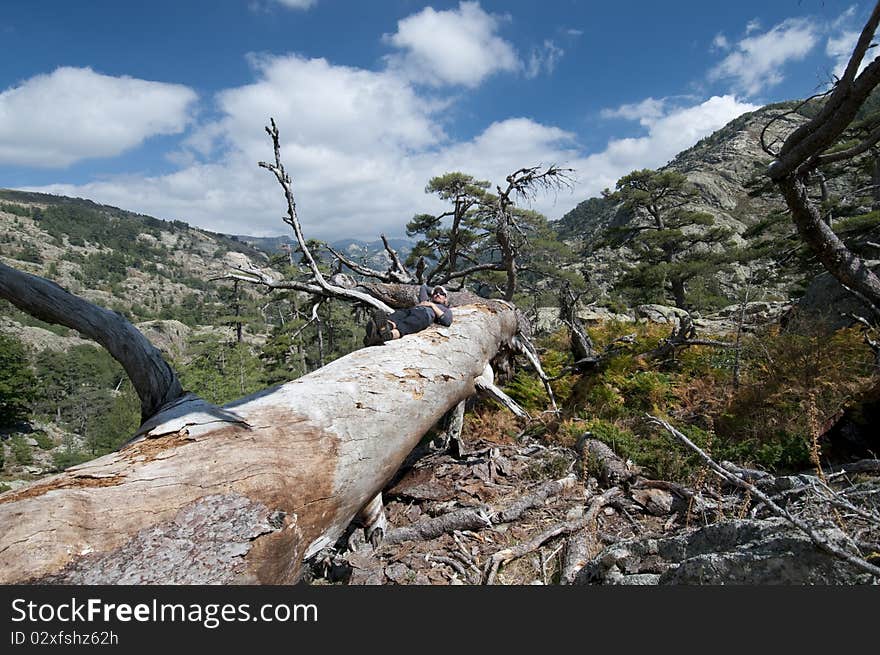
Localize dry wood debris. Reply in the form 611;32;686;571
303;420;880;585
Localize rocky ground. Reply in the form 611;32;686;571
304;420;880;585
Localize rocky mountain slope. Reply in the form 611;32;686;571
0;189;270;324
552;103;828;307
554;103;807;244
0;190;280;488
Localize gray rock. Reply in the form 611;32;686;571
575;518;873;585
635;304;690;324
792;262;880;331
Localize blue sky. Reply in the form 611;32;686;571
0;0;872;239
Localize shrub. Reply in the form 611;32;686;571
715;322;874;471
52;447;90;471
0;332;37;425
32;431;54;450
9;435;33;466
505;371;549;413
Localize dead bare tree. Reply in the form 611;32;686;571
488;165;574;302
766;2;880;317
0;120;530;584
0;262;183;423
558;280;600;372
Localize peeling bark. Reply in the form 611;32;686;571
0;299;518;584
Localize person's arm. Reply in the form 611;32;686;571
419;300;452;326
435;304;453;327
418;284;429;303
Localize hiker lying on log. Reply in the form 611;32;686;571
365;284;453;345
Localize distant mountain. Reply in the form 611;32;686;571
237;234;415;272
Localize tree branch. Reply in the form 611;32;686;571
0;262;183;423
258;118;393;313
647;415;880;579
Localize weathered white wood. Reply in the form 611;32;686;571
474;363;529;419
0;301;518;584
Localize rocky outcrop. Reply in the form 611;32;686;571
790;261;880;330
635;304;690;324
574;518;873;585
555;104;817;304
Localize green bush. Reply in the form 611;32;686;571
0;332;37;425
9;435;32;465
504;371;548;413
15;243;42;263
52;447;90;471
0;202;31;217
32;431;54;450
619;371;674;412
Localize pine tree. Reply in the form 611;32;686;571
405;172;491;283
0;332;36;425
603;168;736;310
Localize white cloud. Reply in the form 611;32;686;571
273;0;317;9
27;81;757;241
576;96;758;195
0;67;197;167
19;43;757;242
383;1;519;87
31;54;450;239
745;19;762;35
525;40;564;78
600;97;667;124
711;33;729;51
827;30;861;79
826;8;870;81
709;18;819;95
207;53;444;157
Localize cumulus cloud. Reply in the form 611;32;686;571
32;54;450;239
600;97;668;124
27;71;757;241
709;18;818;95
577;95;758;196
206;53;444;158
383;1;519;87
17;15;757;240
0;67;197;167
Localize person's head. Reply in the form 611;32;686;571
431;285;448;304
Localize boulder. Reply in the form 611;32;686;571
792;261;880;331
574;518;873;585
634;304;690;324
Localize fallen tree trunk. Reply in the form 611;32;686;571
0;299;518;584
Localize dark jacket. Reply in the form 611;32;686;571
417;284;453;326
